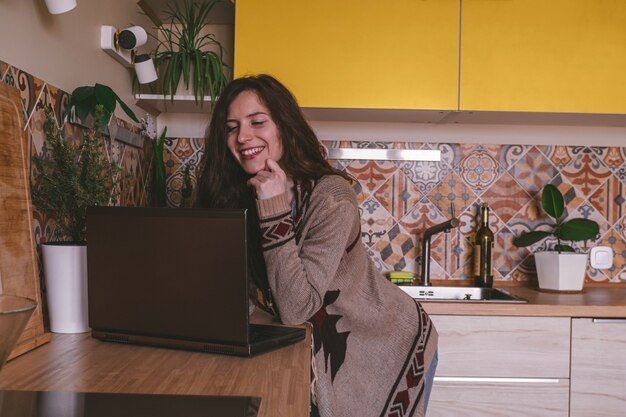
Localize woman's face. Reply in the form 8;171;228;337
226;90;283;175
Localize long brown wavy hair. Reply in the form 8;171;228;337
197;74;351;208
196;74;351;314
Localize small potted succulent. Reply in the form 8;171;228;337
513;184;600;291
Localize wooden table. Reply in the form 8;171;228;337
0;327;311;417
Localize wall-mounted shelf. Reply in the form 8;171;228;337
135;94;215;116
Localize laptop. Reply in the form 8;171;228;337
86;206;305;357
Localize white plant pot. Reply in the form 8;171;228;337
42;243;89;333
534;251;588;291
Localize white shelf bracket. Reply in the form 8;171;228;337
101;25;133;68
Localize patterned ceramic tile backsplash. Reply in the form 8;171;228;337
165;137;626;287
322;141;626;287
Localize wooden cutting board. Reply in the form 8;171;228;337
0;82;51;359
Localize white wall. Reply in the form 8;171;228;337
0;0;155;122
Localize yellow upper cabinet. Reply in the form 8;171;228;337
460;0;626;114
235;0;460;110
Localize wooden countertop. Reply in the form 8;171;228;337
421;286;626;317
0;316;311;417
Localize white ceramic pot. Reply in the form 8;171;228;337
44;0;77;14
534;251;588;291
42;243;89;333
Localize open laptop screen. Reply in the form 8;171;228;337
87;207;249;346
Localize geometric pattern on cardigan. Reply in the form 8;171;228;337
380;301;433;417
260;211;294;250
260;179;316;250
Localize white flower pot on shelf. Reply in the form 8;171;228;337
42;243;89;333
534;251;588;291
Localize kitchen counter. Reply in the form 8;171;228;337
0;313;311;417
420;286;626;317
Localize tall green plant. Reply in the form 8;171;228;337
151;127;167;207
151;0;230;106
31;106;120;244
512;184;599;253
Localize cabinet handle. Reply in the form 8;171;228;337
434;377;561;384
592;319;626;324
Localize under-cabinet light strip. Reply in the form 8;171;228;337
327;148;441;162
434;377;561;384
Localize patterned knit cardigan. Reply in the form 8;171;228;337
255;175;438;417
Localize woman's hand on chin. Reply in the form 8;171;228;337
247;159;290;200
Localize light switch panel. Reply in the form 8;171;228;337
590;246;613;269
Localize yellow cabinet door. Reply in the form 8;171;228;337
235;0;460;110
460;0;626;114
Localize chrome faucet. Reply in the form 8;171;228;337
419;204;459;286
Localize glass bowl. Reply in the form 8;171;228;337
0;295;37;370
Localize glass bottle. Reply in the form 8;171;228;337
474;203;494;287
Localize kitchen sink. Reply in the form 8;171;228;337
399;286;528;303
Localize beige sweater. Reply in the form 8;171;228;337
256;175;438;417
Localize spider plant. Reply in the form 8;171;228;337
151;0;230;107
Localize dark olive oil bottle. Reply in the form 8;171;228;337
474;203;494;287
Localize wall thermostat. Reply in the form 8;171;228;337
590;246;613;269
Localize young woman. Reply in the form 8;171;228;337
197;74;438;417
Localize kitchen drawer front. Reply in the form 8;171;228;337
570;318;626;417
430;315;570;378
428;378;569;417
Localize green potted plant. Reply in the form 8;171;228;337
31;104;120;333
150;0;230;106
64;83;139;131
513;184;600;291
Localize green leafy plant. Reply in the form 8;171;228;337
180;164;193;208
150;0;230;106
151;127;167;207
512;184;599;253
31;106;120;244
64;83;139;131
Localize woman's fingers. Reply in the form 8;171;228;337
247;159;288;199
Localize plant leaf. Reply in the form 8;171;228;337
71;86;94;102
114;95;139;122
513;230;552;247
94;84;117;113
554;244;575;252
541;184;564;219
560;218;600;241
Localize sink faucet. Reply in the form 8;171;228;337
419;204;459;286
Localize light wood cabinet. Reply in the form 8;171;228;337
429;379;569;417
570;318;626;417
234;0;460;111
431;315;570;378
460;0;626;114
428;315;570;416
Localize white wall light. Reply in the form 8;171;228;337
101;25;157;84
134;54;158;84
44;0;77;14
